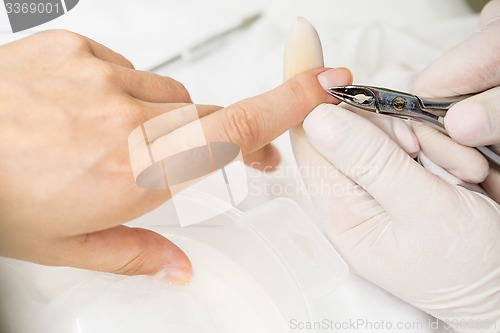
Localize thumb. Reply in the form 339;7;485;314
303;103;458;219
412;16;500;97
444;86;500;147
63;226;192;284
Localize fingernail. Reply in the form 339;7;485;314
317;68;350;91
155;266;192;285
445;102;491;145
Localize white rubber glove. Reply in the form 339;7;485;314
283;15;500;333
298;103;500;332
411;0;500;201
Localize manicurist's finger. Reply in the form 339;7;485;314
444;86;500;148
411;122;489;183
479;0;500;26
412;17;500;97
348;107;420;157
291;125;385;236
303;103;464;220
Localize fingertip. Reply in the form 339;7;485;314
446;148;490;184
283;16;324;81
445;102;491;146
244;144;282;172
154;235;193;285
155;264;193;285
412;122;490;184
128;228;193;284
454;159;490;184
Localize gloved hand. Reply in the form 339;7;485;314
299;104;500;332
411;0;500;202
285;16;500;333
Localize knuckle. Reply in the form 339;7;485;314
76;60;118;87
45;29;88;53
74;230;150;276
113;252;148;275
120;55;135;69
110;230;162;276
221;103;260;152
111;97;146;127
286;77;313;122
163;76;191;102
86;95;145;131
413;123;437;143
92;62;117;84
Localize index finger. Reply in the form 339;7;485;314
199;67;352;155
55;30;135;69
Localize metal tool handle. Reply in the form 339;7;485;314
374;90;448;129
418;94;472;110
475;146;500;170
329;85;500;170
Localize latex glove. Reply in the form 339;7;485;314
0;30;349;283
411;0;500;201
284;16;500;333
299;103;500;332
285;17;421;164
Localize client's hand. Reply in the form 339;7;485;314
284;15;499;332
0;30;351;283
